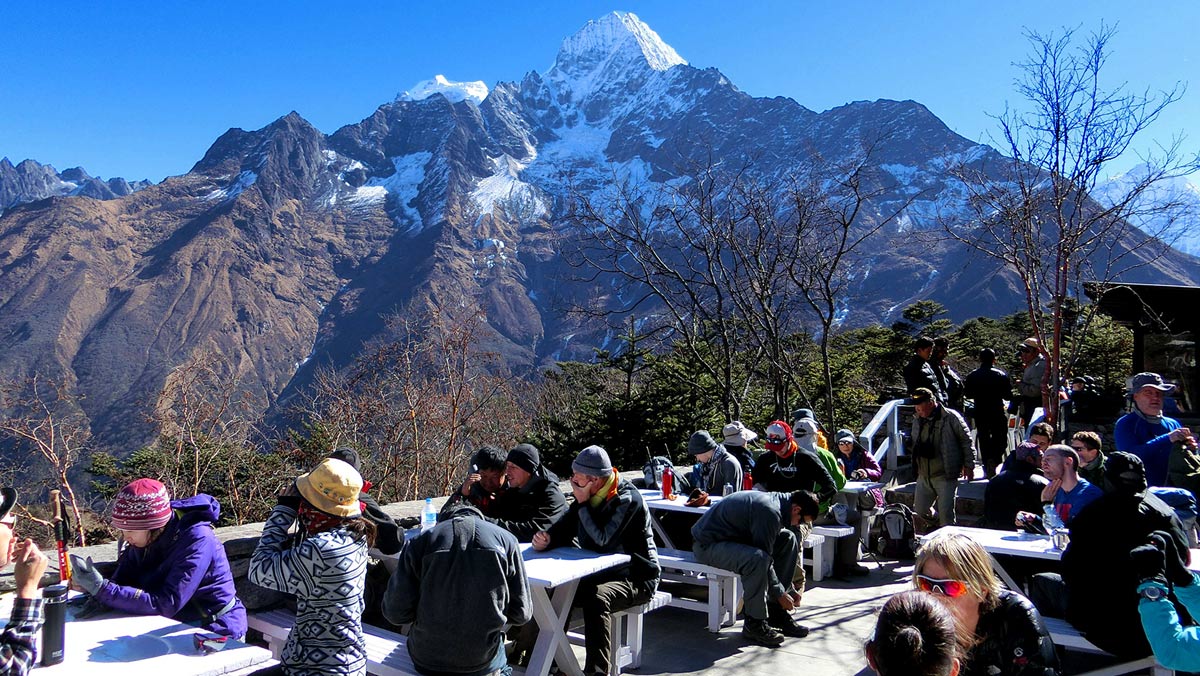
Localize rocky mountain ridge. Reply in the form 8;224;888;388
1;11;1197;450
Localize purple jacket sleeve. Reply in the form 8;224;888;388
859;450;882;480
96;526;215;619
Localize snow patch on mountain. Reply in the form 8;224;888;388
350;152;432;232
1094;164;1200;256
204;170;257;201
399;75;489;105
471;154;546;219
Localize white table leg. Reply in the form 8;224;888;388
648;513;676;550
987;553;1024;592
528;580;584;676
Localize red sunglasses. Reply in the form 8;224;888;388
916;574;970;598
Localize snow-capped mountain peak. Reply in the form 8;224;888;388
548;12;685;80
399;74;489;105
1094;162;1200;256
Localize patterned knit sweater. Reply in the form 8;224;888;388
249;505;368;676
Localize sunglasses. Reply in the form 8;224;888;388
766;436;786;444
916;574;970;598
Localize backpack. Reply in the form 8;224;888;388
643;456;675;490
871;503;918;559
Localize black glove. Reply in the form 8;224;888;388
1130;542;1168;587
1150;530;1194;588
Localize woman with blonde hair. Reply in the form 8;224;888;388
912;531;1058;676
865;590;960;676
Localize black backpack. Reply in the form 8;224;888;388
871;503;918;559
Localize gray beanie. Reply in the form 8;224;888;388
572;445;613;477
687;430;719;456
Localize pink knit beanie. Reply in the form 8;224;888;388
111;479;173;531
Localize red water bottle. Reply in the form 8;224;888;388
661;466;673;499
743;471;754;491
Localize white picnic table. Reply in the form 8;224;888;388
0;593;274;675
520;543;631;676
929;525;1200;591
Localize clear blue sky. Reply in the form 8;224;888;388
1;1;1195;182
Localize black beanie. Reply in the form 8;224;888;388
507;443;541;476
329;447;362;473
1105;451;1148;495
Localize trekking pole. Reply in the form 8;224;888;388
50;489;71;584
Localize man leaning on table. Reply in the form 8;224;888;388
533;446;659;676
691;490;820;647
0;487;50;676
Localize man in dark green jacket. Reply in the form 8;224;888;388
691;490;821;646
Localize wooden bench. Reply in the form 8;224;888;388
247;608;416;676
1042;617;1171;676
656;548;740;631
567;590;672;676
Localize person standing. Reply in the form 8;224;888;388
383;502;530;676
533;446;659;676
910;388;974;529
931;337;965;413
1015;338;1047;427
903;336;944;405
691;490;820;645
0;487;49;676
964;348;1013;478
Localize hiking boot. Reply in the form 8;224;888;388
742;618;785;647
767;610;811;638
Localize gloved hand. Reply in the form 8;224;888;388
68;554;105;596
1150;530;1195;588
277;480;301;510
1130;542;1168;588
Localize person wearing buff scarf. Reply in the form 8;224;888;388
533;445;659;676
249;459;376;676
1115;372;1198;489
686;430;742;497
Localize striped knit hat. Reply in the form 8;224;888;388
111;479;173;531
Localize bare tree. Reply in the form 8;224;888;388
298;306;529;502
0;376;88;545
947;24;1200;424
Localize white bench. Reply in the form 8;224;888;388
247;608;416;676
802;532;829;581
567;590;672;676
1042;617;1171;676
656;548;740;632
811;525;859;578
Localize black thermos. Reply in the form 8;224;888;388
41;584;67;666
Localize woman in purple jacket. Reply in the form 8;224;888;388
69;478;247;638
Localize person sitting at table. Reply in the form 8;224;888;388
442;445;508;516
69;478;247;639
722;421;758;490
865;591;961;676
0;487;49;676
533;445;659;676
1130;530;1200;672
383;501;531;676
487;443;567;542
248;458;375;676
795;418;867;577
687;430;742;497
1070;431;1106;489
691;489;820;646
1027;452;1189;660
979;442;1049;530
1027;422;1054;454
1015;444;1102;529
914;531;1059;676
833;428;883;507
